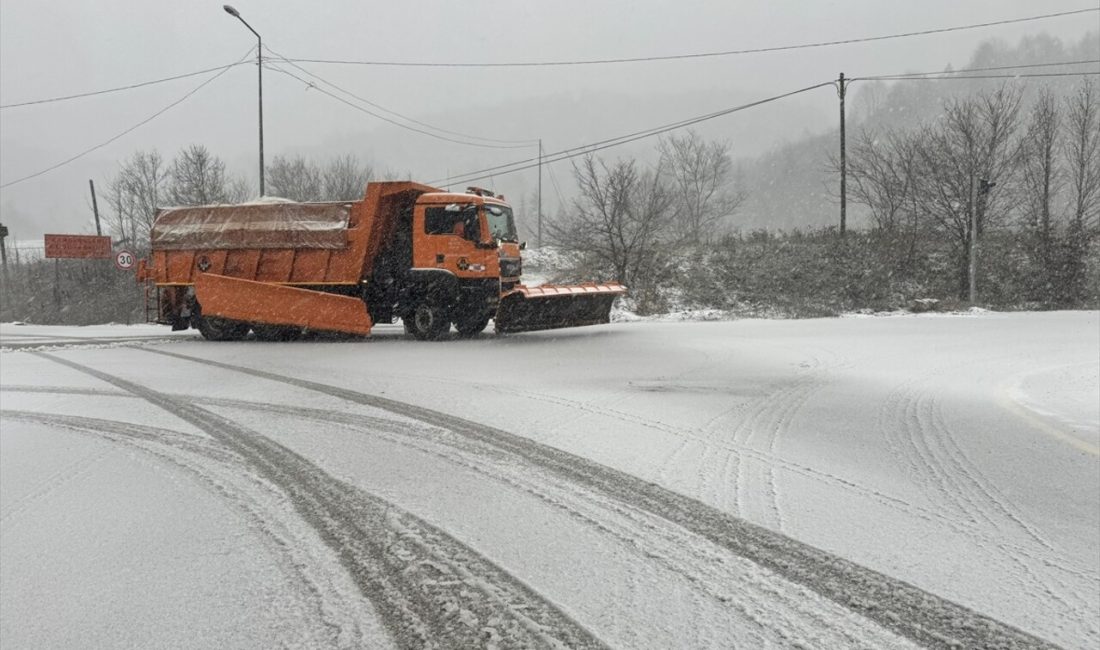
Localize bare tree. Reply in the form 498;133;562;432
105;150;169;250
266;155;323;201
914;85;1023;298
321;154;374;200
1064;78;1100;230
167;145;232;206
551;155;675;291
1018;90;1063;237
840;128;929;272
226;175;253;203
658;130;742;243
844;129;923;232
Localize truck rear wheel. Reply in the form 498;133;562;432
252;324;303;341
404;302;450;341
453;315;490;338
197;316;250;341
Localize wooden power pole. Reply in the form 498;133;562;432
89;180;102;236
838;72;848;238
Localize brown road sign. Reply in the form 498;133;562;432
44;234;112;259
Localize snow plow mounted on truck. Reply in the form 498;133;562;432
136;181;625;341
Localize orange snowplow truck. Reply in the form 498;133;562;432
136;181;625;341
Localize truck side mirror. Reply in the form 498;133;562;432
520;241;527;250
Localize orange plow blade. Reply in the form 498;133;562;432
495;282;626;334
195;273;373;336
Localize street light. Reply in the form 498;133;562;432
223;4;264;197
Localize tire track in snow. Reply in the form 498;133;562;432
28;352;607;650
1;385;864;644
881;371;1095;639
8;383;1090;586
137;347;1060;650
0;336;187;351
0;410;370;648
922;385;1094;628
4;396;864;646
198;398;874;648
702;350;838;532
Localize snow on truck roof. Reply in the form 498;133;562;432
419;192;509;205
151;202;352;251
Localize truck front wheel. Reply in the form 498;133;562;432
453;314;490;338
197;316;250;341
404;302;450;341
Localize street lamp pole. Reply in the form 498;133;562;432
223;5;264;197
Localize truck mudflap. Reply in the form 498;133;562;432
494;282;626;334
194;273;373;336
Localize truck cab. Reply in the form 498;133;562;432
371;187;524;339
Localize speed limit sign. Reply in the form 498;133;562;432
115;250;135;270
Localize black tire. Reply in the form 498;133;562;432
453;315;490;338
197;316;250;341
252;324;303;341
404;301;451;340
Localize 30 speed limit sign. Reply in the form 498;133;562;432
115;250;135;271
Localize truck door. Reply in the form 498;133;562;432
414;204;484;276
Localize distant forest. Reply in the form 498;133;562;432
737;32;1099;232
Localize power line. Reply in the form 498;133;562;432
263;61;535;150
4;9;1090;112
0;48;254;189
546;154;568;210
0;60;253;109
431;82;835;187
853;58;1099;80
432;68;1100;188
861;70;1100;82
262;44;537;146
281;8;1098;69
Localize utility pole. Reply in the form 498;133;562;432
89;180;102;236
969;177;994;305
0;222;8;276
537;139;543;248
838;72;848;238
968;175;977;304
0;223;7;311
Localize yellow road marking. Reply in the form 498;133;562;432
995;386;1099;456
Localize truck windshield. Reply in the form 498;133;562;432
484;205;517;242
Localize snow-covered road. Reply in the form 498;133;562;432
1;312;1096;649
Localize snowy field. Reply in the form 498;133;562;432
1;311;1097;649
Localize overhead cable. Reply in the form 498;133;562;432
429;67;1100;186
430;82;835;187
0;60;253;109
854;58;1100;80
5;8;1092;108
860;70;1100;82
262;44;537;146
263;61;534;149
0;48;254;189
281;8;1098;68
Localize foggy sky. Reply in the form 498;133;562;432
1;0;1096;243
